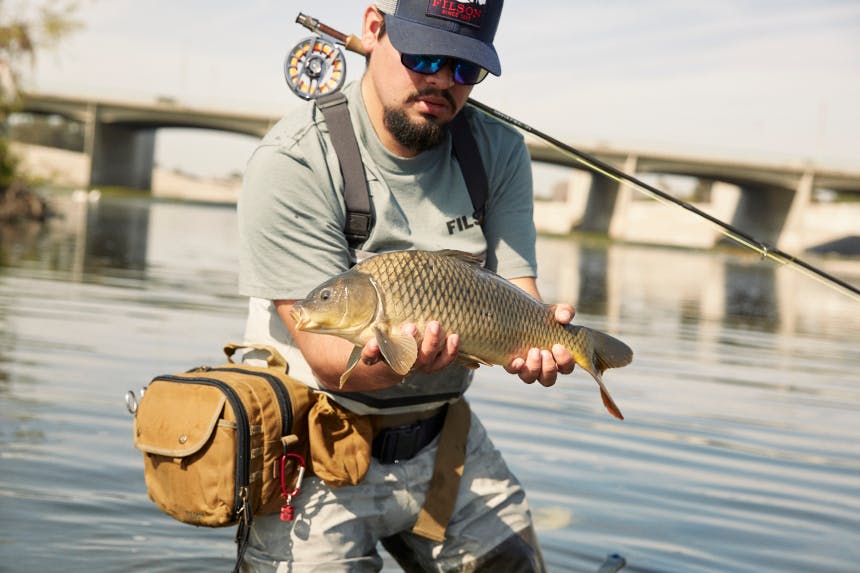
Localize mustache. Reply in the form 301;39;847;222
406;88;456;109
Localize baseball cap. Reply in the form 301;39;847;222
375;0;503;76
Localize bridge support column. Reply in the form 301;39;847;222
609;155;638;240
722;183;795;249
777;170;814;252
84;103;155;190
577;154;638;235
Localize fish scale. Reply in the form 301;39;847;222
365;251;559;361
291;249;634;419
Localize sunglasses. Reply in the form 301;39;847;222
400;53;489;86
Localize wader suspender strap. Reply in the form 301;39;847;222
411;398;471;542
315;93;488;247
316;92;374;246
449;112;489;225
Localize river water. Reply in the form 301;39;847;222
1;192;858;573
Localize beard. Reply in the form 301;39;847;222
382;89;456;153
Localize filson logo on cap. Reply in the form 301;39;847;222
426;0;486;29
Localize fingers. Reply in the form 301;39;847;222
506;348;542;385
409;321;460;375
507;346;571;387
552;343;575;375
361;337;382;366
432;332;459;372
552;303;576;324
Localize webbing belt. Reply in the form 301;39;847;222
315;91;488;247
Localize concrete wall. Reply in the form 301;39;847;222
11;142;240;203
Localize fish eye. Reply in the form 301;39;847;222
319;288;331;302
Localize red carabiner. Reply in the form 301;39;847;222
279;452;306;521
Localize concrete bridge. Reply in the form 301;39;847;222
15;91;860;253
18;91;276;191
528;143;860;252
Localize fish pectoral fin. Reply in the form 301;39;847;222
339;346;363;389
374;325;418;376
457;352;491;370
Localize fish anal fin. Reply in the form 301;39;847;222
457;352;491;370
583;360;625;421
600;386;625;421
339;346;363;389
374;325;418;376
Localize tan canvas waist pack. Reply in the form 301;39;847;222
131;344;314;537
129;343;470;568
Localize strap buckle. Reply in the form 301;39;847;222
344;212;373;243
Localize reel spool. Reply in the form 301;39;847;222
284;36;346;100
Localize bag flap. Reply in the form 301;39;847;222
134;380;226;458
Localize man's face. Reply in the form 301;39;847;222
361;10;476;155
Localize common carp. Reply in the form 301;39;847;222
291;249;633;419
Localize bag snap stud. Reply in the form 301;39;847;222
178;434;188;444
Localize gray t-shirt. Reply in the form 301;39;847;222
238;81;536;414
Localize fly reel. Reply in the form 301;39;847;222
284;36;346;100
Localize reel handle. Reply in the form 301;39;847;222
296;13;366;56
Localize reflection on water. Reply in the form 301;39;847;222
575;242;609;317
1;193;859;573
723;262;779;330
83;200;151;271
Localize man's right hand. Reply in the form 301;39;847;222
361;320;460;375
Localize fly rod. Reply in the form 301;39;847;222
295;13;860;303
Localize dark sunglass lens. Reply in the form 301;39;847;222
401;54;445;75
453;61;489;85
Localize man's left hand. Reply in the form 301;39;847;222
504;303;576;387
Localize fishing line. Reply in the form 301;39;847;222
467;99;860;303
294;13;860;303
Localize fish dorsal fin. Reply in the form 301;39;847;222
434;249;484;267
373;325;418;376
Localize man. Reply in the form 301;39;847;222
238;1;576;570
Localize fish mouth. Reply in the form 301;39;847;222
289;304;343;335
289;305;311;330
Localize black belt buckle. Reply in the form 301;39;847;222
372;407;447;465
374;424;422;465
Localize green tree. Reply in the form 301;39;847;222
1;0;81;220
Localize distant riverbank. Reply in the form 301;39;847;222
10;142;241;203
11;141;860;258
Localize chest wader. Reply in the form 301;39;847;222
313;91;484;543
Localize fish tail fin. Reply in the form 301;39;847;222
587;328;634;375
570;327;633;421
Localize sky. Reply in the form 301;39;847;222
18;0;860;179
